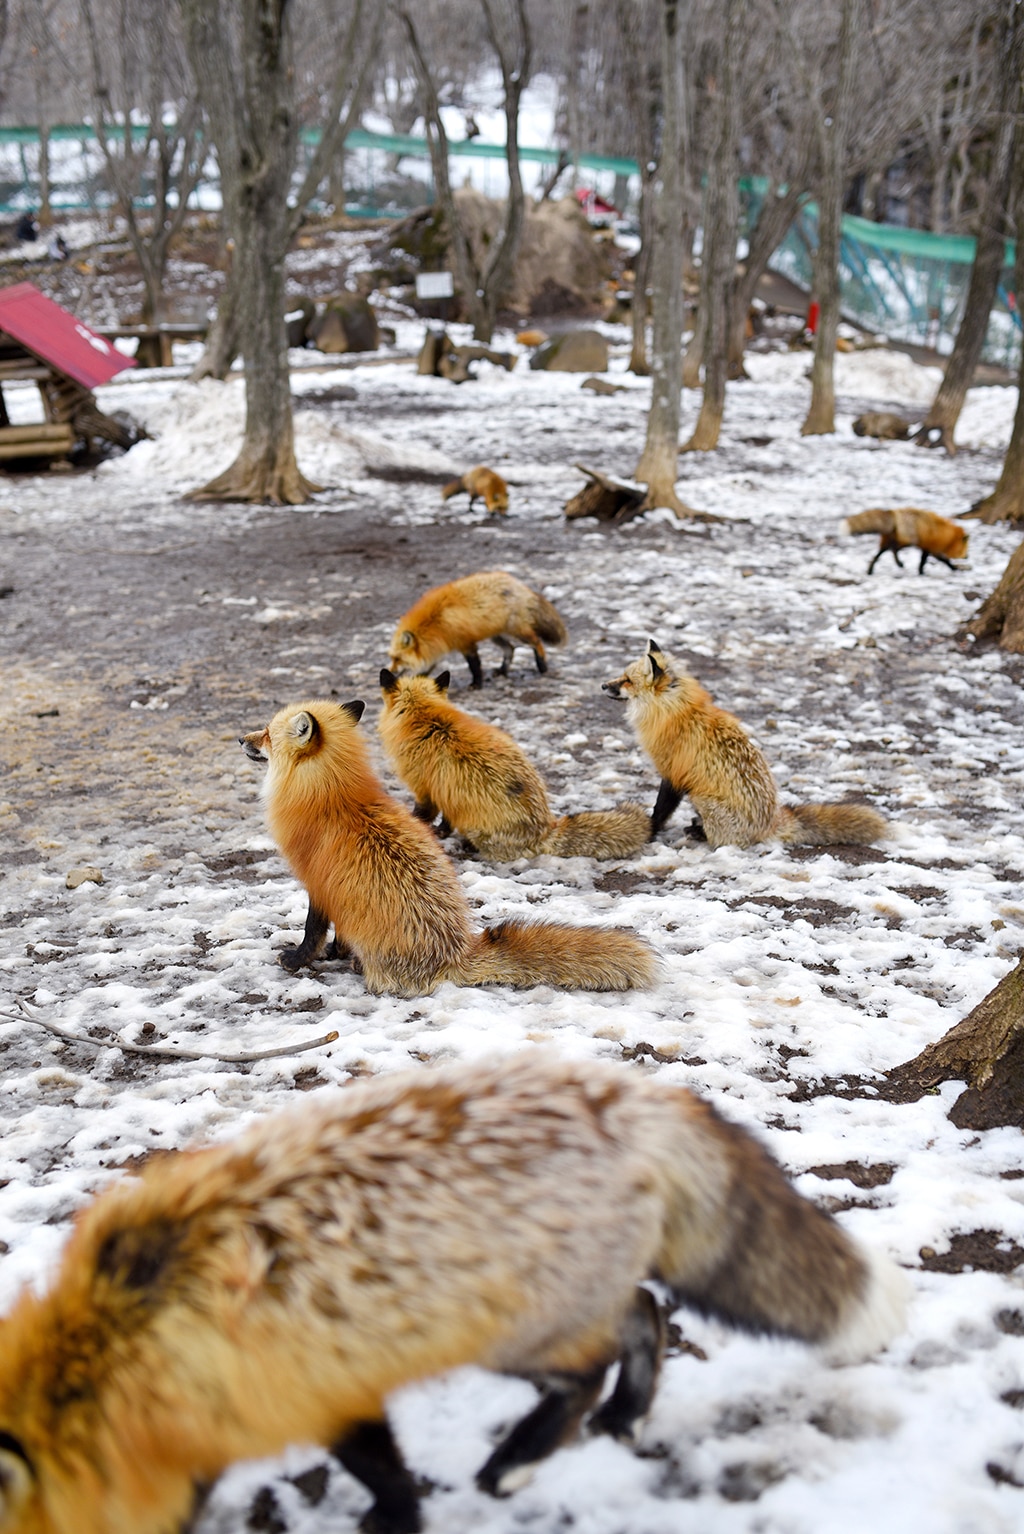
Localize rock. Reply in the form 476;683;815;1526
530;330;609;374
66;866;103;889
310;295;380;354
852;411;915;440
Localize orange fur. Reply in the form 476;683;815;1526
0;1055;907;1534
440;465;509;514
843;507;969;573
241;699;655;993
378;671;650;859
388;570;567;688
603;643;886;848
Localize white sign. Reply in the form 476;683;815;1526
415;271;454;300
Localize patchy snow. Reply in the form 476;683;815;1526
2;336;1024;1533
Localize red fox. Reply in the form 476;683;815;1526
843;507;969;574
0;1053;908;1534
378;669;650;859
240;698;655;993
388;570;567;689
441;465;509;514
603;641;887;848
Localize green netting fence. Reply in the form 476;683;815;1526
0;123;1019;368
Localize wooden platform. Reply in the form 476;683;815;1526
0;422;74;461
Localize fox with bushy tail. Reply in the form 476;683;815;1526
378;669;650;860
441;464;509;514
604;641;886;848
0;1053;908;1534
844;506;969;574
240;698;655;994
388;570;566;688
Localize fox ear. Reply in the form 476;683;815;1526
341;699;366;724
648;637;662;656
648;651;665;682
290;710;319;745
379;669;398;693
434;670;451;692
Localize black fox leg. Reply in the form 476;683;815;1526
436;815;453;837
891;545;904;567
935;553;957;570
476;1365;606;1497
332;1418;423;1534
531;642;548;674
918;550;929;573
280;902;330;971
465;646;484;688
650;778;683;836
590;1288;666;1443
412;796;438;824
494;637;515;675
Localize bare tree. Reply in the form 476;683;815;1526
80;0;205;327
613;0;659;374
396;0;531;344
915;0;1024;454
634;0;701;516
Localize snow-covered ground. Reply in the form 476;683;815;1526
1;333;1024;1533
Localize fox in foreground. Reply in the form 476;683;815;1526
388;570;566;689
241;697;655;993
441;464;509;514
844;507;969;574
603;642;887;848
378;669;650;860
0;1053;908;1534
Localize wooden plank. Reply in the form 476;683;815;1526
0;423;74;445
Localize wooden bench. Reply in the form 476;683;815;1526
93;324;208;369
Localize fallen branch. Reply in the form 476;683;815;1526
4;999;339;1062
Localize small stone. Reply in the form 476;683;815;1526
66;866;104;889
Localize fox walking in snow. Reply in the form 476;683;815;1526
388;570;566;689
843;507;969;574
441;465;509;514
240;697;655;993
603;641;886;848
0;1053;907;1534
378;668;650;860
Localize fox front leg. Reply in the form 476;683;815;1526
650;778;684;837
476;1363;607;1497
464;644;484;688
589;1287;666;1443
493;636;516;676
332;1418;423;1534
281;902;352;971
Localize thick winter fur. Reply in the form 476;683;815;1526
843;507;969;574
388;570;567;688
240;699;655;995
851;411;914;441
441;465;510;514
603;643;887;849
0;1054;907;1534
378;670;650;860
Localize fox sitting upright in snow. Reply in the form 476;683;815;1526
388;570;567;688
441;464;509;514
844;507;969;574
0;1053;908;1534
241;697;655;994
603;641;886;848
378;668;650;860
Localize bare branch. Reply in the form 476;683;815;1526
6;999;339;1063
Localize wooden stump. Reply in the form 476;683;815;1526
564;462;646;524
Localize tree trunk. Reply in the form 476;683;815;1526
37;119;51;225
682;0;739;452
727;180;806;374
636;0;699;517
969;166;1024;523
916;0;1023;454
802;0;856;436
885;954;1024;1129
960;537;1024;651
629;172;656;375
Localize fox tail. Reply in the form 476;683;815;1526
441;475;466;501
776;803;886;845
456;919;657;991
540;803;651;859
843;508;895;537
658;1094;909;1363
529;592;569;647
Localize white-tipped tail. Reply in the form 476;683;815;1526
822;1245;910;1365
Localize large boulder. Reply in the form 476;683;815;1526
309;295;380;354
529;329;609;373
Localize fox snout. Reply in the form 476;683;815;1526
602;679;625;698
240;730;269;762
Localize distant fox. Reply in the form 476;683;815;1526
603;641;887;848
441;465;509;514
241;697;655;994
844;507;969;574
0;1053;908;1534
378;669;650;860
851;412;914;441
388;570;567;688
